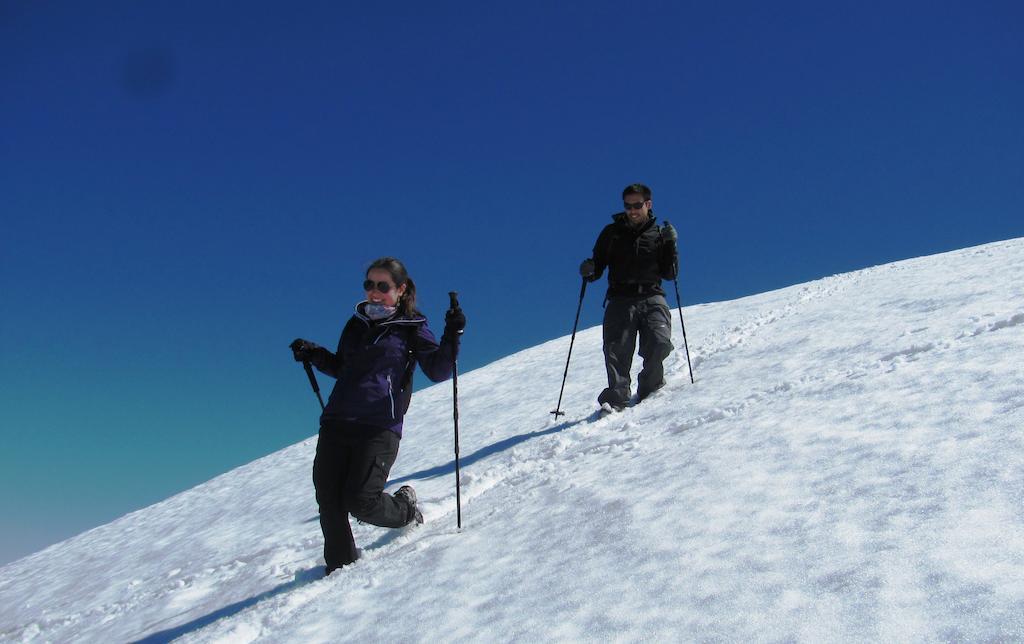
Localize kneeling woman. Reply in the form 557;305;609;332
291;257;465;575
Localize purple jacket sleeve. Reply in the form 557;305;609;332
309;318;358;379
309;344;341;379
412;322;457;383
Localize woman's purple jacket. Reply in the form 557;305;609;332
308;304;457;436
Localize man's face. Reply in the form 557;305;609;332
623;195;651;226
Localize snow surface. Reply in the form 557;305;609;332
2;239;1024;643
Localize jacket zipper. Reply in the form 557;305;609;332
387;374;396;419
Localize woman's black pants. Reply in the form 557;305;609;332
312;423;411;571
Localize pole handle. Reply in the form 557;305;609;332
448;291;460;309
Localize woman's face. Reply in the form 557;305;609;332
365;267;406;307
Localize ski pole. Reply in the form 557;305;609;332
303;361;326;411
448;291;463;530
672;274;695;384
550;278;588;417
664;232;694;383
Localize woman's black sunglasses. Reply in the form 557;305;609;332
363;279;394;293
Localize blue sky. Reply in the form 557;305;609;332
1;0;1022;566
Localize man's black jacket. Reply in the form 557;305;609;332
590;212;678;298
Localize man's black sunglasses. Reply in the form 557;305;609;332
363;280;394;293
624;201;647;210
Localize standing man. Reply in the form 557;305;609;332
580;183;679;413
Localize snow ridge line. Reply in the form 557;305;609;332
687;270;864;371
12;243;1023;643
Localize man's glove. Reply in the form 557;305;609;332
444;307;466;335
290;338;322;362
661;221;678;245
579;258;596;279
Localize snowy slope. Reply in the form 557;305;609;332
2;239;1024;643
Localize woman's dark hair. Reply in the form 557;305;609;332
367;257;419;317
622;183;652;201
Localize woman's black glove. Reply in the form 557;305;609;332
290;338;322;362
444;307;466;335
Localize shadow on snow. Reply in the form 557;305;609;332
129;567;324;644
389;412;597;485
302;413;596;523
139;416;596;641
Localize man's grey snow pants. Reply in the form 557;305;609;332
598;294;674;407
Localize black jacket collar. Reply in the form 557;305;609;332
611;211;658;234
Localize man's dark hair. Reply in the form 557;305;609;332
622;183;652;201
